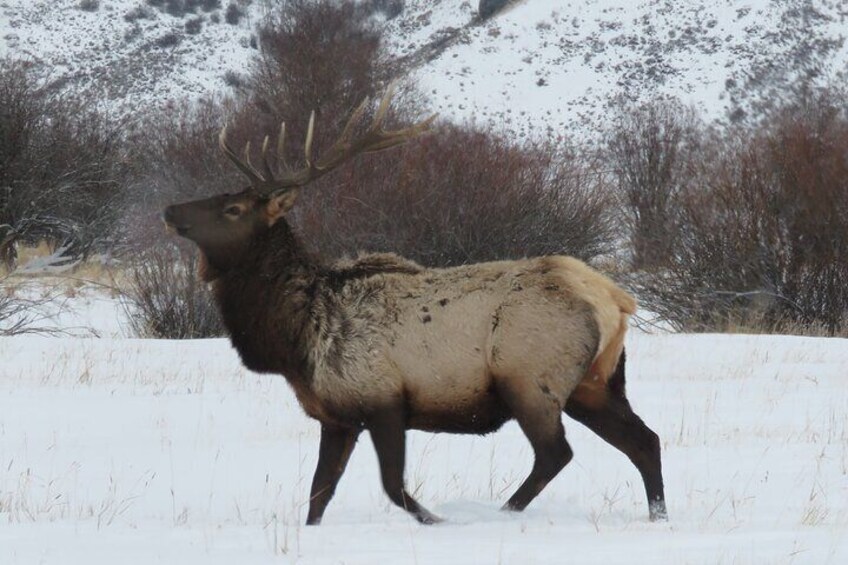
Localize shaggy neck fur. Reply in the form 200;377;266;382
210;220;323;385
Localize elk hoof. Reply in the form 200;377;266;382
416;510;444;525
649;500;668;522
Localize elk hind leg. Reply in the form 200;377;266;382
564;352;667;521
497;377;573;512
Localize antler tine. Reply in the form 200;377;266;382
371;80;397;131
260;135;275;181
219;125;263;185
276;122;288;171
241;141;266;181
338;96;370;143
362;112;439;153
304;111;316;166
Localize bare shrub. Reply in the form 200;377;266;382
635;88;848;334
607;99;700;270
125;6;154;22
185;16;204;34
148;0;223;17
155;32;182;48
0;275;66;336
78;0;100;12
120;245;223;338
244;0;397;148
198;0;221;11
216;0;418;194
143;0;612;268
0;58;127;269
224;2;243;25
293;123;616;266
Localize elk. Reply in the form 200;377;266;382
163;86;667;525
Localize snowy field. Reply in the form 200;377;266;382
2;313;847;563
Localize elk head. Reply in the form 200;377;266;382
163;84;436;278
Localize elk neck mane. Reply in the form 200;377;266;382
207;219;425;389
209;219;322;383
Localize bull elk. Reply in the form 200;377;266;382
163;86;667;525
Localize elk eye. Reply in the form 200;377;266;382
223;205;242;218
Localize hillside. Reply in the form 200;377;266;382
2;0;846;138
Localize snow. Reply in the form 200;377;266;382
389;0;848;137
2;328;847;563
3;0;846;137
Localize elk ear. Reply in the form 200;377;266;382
265;190;300;226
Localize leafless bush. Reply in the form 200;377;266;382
0;275;66;336
243;0;401;149
479;0;512;20
120;245;223;338
0;58;127;269
294;123;616;266
607;99;701;270
224;2;243;25
219;0;615;265
125;5;154;22
78;0;100;12
185;16;204;35
634;88;848;334
145;0;218;18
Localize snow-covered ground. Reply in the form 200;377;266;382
2;323;847;563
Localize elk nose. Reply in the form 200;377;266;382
162;206;176;226
162;206;189;235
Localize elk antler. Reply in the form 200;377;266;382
219;83;437;196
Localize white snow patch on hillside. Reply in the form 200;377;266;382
1;0;260;112
391;0;848;137
3;0;846;138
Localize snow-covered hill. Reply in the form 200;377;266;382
1;0;258;111
3;0;846;137
392;0;848;135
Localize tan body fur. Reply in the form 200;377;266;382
278;253;635;433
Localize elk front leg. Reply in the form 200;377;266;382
306;425;361;525
368;404;442;524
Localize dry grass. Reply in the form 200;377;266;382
3;243;123;288
649;303;848;338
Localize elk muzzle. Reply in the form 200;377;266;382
163;204;192;237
